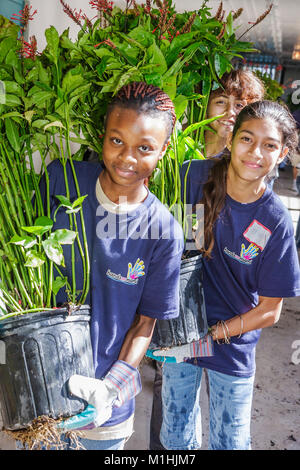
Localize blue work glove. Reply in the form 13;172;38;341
146;335;214;363
68;360;142;428
57;405;97;431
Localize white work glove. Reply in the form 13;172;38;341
147;335;214;363
68;360;142;427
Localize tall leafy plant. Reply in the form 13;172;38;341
0;0;272;318
0;15;90;319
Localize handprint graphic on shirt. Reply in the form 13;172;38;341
240;243;260;261
127;258;145;280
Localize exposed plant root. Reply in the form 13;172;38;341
5;415;85;450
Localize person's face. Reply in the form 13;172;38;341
206;92;247;139
102;106;169;190
227;117;289;184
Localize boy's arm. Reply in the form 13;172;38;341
67;315;156;428
118;314;156;368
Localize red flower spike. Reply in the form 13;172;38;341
89;0;113;12
94;39;116;49
60;0;83;27
10;5;37;29
20;35;39;60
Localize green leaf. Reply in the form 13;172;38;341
5;50;19;68
9;235;37;249
144;73;163;88
62;69;85;94
163;75;177;100
60;34;77;50
0;111;23;120
35;216;53;228
226;12;234;37
42;239;65;266
166;32;198;66
181;115;224;137
50;229;77;245
128;26;154;48
115;32;146;52
52;276;67;295
2;81;23;96
31;91;54;108
55;195;72;208
114;68;143;94
44;121;65;131
0;37;17;63
45;26;60;62
38;61;51;84
214;53;231;78
69;136;90;146
32;119;50;129
173;95;188;120
3;94;22;107
24;250;46;268
24;110;35;124
146;43;167;74
4;118;20;153
72;195;88;209
96;56;110;77
21;216;53;236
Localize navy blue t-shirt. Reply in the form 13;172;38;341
181;159;300;377
41;160;184;425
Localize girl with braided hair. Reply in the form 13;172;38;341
39;82;183;450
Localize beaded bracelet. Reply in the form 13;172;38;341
212;320;230;344
220;321;231;344
211;316;243;344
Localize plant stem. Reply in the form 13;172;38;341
64;115;90;304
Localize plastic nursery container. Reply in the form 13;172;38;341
0;305;94;430
150;253;209;349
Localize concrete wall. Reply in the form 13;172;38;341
28;0;96;51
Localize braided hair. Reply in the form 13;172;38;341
106;82;176;143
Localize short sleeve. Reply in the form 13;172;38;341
257;218;300;298
137;233;184;320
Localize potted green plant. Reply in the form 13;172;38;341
0;0;272;434
0;12;94;433
52;0;265;350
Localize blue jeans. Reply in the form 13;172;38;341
74;437;125;450
160;362;255;450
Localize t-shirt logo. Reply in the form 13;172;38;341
106;258;145;285
224;220;272;265
240;243;260;261
243;219;272;251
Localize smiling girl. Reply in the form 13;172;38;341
204;70;265;158
150;100;300;450
40;82;184;450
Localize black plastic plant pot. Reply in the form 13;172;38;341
149;254;208;349
0;305;94;431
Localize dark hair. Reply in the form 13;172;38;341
106;82;176;143
232;100;298;152
210;69;265;103
202;100;298;258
